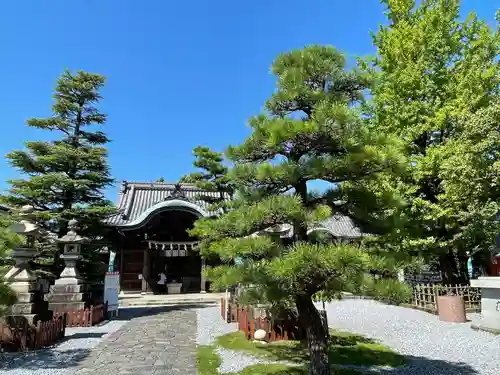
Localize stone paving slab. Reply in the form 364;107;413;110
71;306;197;375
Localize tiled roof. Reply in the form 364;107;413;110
106;181;229;227
314;214;363;238
107;181;363;238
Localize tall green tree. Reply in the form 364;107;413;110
181;146;234;213
0;214;20;315
0;70;116;280
365;0;500;280
190;46;406;375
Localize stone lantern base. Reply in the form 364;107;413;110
45;283;89;313
45;252;90;312
4;248;46;322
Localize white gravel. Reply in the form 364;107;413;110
195;305;239;345
0;320;127;375
215;347;272;373
196;306;277;373
197;301;500;374
320;299;500;375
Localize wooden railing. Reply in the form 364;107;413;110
237;306;302;342
0;314;66;352
221;297;226;320
221;299;302;342
412;283;481;313
32;315;66;350
221;298;239;323
54;302;108;327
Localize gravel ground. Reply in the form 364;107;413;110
198;302;500;375
320;299;500;375
215;347;274;373
196;305;239;346
0;320;127;375
196;306;278;373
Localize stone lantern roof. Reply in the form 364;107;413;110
9;205;44;237
57;219;88;244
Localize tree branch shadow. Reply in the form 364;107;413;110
114;303;214;320
0;348;92;370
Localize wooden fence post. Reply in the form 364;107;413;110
89;306;93;327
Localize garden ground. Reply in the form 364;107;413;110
0;300;499;374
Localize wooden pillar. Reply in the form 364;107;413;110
200;258;206;293
119;243;124;290
142;247;150;294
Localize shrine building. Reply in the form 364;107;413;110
106;181;364;294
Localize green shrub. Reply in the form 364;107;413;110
371;278;412;305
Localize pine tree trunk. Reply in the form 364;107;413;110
439;251;463;284
295;295;331;375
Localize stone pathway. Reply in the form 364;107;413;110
0;306;198;375
72;306;197;375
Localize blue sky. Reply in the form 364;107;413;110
0;1;497;201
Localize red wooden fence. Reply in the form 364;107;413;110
0;314;66;351
54;303;107;327
220;298;239;323
221;299;302;342
221;298;226;320
32;315;66;350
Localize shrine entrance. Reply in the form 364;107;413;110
148;241;202;294
145;209;206;294
119;207;209;294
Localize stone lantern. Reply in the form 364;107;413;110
54;219;87;286
46;219;89;312
4;205;44;315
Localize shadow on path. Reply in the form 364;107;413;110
377;355;480;375
62;331;107;340
0;348;92;371
116;302;213;320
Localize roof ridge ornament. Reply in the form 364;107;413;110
164;182;188;201
119;181;128;194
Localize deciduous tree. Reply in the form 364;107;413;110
365;0;500;280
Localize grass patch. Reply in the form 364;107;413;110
237;364;363;375
197;345;365;375
215;329;405;368
197;345;221;375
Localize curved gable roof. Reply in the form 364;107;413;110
106;181;229;227
107;181;363;239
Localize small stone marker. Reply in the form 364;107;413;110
253;328;267;344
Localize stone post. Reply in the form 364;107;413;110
200;258;206;293
470;277;500;333
4;205;44;319
46;219;89;312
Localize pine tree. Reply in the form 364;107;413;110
365;0;500;281
190;45;406;375
181;146;234;213
0;70;116;281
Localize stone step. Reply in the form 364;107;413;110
120;297;220;307
48;301;86;311
49;284;88;293
45;293;89;303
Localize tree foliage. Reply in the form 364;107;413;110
181;146;234;213
190;45;407;375
365;0;500;280
0;213;22;315
0;70;116;280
